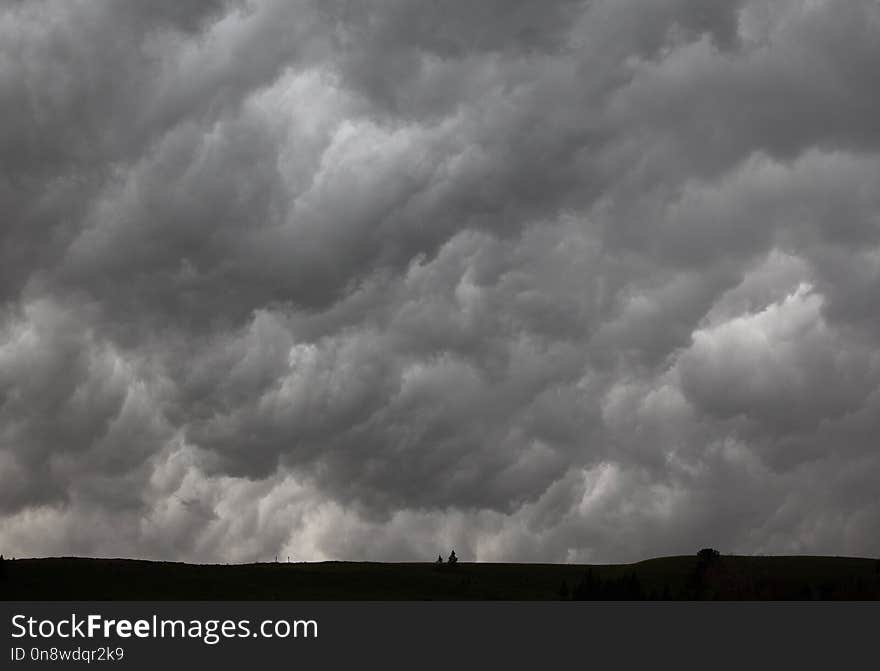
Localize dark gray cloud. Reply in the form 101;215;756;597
2;0;880;563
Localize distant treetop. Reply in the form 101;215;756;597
697;548;721;561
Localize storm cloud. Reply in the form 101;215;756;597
2;0;879;563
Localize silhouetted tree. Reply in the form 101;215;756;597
624;572;644;599
688;549;723;598
558;580;569;600
447;550;458;565
573;569;600;600
687;566;706;599
697;548;721;563
437;554;444;564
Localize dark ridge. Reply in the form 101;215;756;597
1;554;878;600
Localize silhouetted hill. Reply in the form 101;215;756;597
1;554;878;600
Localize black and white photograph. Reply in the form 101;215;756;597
1;0;879;663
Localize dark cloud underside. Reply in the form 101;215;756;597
1;0;879;562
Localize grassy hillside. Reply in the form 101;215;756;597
1;555;879;600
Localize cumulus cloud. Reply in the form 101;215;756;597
2;0;879;562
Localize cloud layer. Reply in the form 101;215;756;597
2;0;879;562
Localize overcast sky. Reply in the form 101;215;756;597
1;0;879;563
